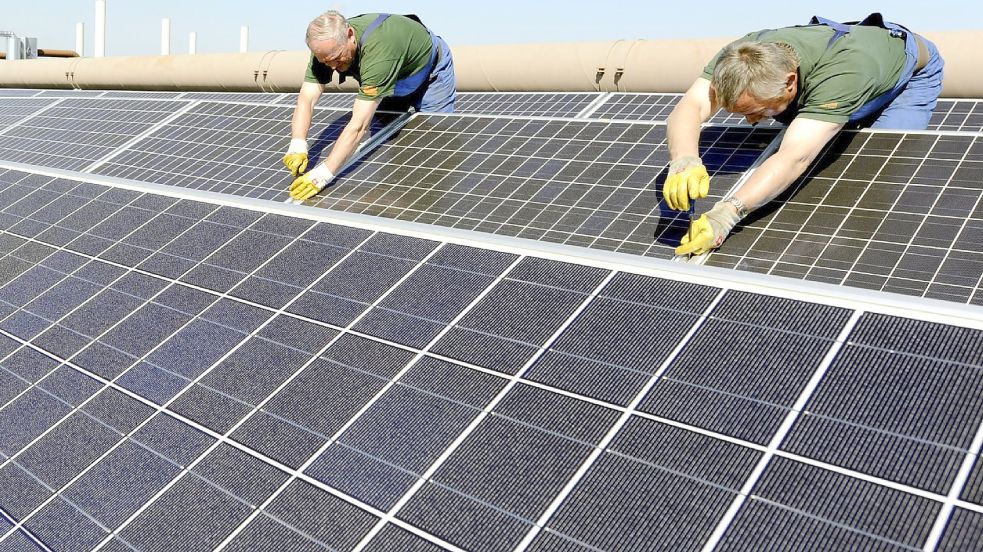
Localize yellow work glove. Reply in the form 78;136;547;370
664;156;710;211
283;138;309;177
675;200;742;256
289;163;335;201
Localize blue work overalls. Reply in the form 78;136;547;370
810;14;944;129
361;14;456;113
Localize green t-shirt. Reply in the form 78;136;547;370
304;14;433;102
702;25;907;124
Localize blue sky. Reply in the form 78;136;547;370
4;1;981;56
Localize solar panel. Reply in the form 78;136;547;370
452;92;602;118
276;92;602;118
92;101;400;200
178;92;286;104
307;113;777;258
0;98;192;171
278;92;358;109
706;130;983;305
0;166;981;551
99;91;186;100
586;93;783;126
0;89;40;98
33;90;107;98
928;100;983;132
587;92;680;121
0;98;58;133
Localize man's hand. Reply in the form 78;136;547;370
283;138;309;177
289;163;334;200
675;200;742;256
664;156;710;211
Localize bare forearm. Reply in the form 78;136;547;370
291;103;313;140
667;105;704;160
732;152;810;210
322;125;367;174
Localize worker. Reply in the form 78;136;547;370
285;11;456;200
666;14;944;256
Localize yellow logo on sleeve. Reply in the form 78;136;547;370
361;86;380;97
820;101;839;109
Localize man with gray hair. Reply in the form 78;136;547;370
285;11;455;201
666;14;943;256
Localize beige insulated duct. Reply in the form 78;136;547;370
0;31;981;96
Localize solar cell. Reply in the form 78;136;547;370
93;101;400;200
0;166;980;551
706;130;983;305
0;98;192;171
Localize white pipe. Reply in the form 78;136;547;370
239;26;248;53
188;32;196;55
75;22;84;56
94;0;106;57
160;18;170;55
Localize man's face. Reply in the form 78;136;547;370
309;29;356;72
726;73;798;125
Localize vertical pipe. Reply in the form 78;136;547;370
75;22;85;56
5;36;20;61
189;32;197;55
239;26;248;53
94;0;106;57
161;17;170;55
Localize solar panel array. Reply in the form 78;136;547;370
309;114;776;258
92;102;398;200
0;98;191;171
0;165;980;552
707;130;983;305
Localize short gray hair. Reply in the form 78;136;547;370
712;41;799;109
306;10;348;45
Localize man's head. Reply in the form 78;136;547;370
306;10;357;72
710;41;799;125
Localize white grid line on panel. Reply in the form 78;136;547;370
82;100;199;173
701;309;865;550
351;267;618;551
0;98;65;139
924;421;983;550
514;286;729;550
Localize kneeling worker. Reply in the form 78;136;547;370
666;14;943;256
285;11;456;200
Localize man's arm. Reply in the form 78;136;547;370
675;116;843;256
291;81;323;141
283;82;325;177
288;97;379;201
667;77;715;160
663;78;716;211
732;116;844;209
321;97;379;174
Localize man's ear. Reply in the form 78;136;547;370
708;85;719;110
785;72;797;94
